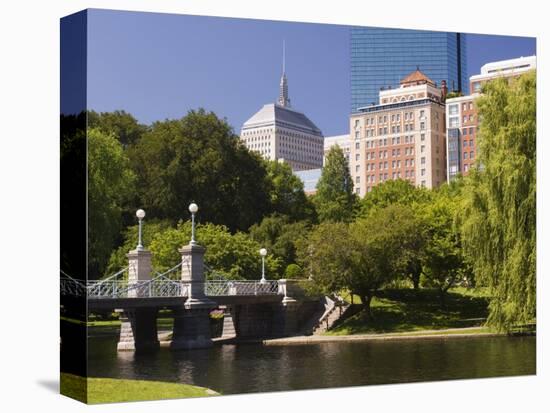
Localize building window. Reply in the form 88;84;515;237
464;152;468;160
356;187;360;195
420;122;425;130
421;180;426;187
421;169;425;176
420;110;425;118
356;176;360;183
355;154;360;161
356;165;360;172
421;145;425;153
463;140;468;147
470;151;474;158
421;157;426;165
449;117;459;128
355;142;360;149
469;140;474;147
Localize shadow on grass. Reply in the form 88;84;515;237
330;288;489;335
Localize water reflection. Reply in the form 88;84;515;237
87;330;535;395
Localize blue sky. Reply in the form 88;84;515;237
82;9;536;136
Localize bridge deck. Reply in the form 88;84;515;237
87;294;283;311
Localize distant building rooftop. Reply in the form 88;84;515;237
242;103;322;136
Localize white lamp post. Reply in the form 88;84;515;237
136;209;146;251
189;203;198;245
259;248;267;283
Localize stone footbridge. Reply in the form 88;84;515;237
61;243;322;352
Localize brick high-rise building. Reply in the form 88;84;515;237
349;69;448;196
446;55;536;181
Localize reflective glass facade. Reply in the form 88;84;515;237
351;27;467;112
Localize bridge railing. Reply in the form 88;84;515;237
60;271;87;297
205;280;279;296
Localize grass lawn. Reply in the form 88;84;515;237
86;317;174;330
60;373;219;404
327;287;491;336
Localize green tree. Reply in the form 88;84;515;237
360;178;431;217
313;146;357;222
88;128;136;278
360;180;432;289
105;219;173;276
299;205;414;318
421;192;470;305
88;110;147;146
265;160;316;222
460;72;536;331
128;109;271;232
147;221;281;279
249;214;311;276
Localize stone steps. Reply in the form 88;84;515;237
312;300;351;335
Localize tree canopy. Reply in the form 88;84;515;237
299;205;419;317
460;72;536;331
87;128;136;278
313;146;357;222
88;110;147;146
127;109;272;232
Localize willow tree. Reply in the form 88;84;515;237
460;72;536;331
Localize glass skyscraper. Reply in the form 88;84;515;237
351;27;467;112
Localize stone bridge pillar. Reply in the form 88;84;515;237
170;244;217;350
127;248;152;298
116;308;159;352
116;248;157;352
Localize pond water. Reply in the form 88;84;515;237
84;329;536;395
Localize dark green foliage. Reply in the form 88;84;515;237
127;109;271;232
265;161;317;222
299;205;421;317
284;263;303;278
249;214;311;277
108;220;281;280
313;146;358;222
88;110;147;146
87;128;136;279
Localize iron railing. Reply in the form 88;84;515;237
62;267;290;299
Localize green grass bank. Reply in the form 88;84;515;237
60;373;219;404
330;287;491;336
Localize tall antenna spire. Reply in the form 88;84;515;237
282;39;286;74
278;40;291;107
